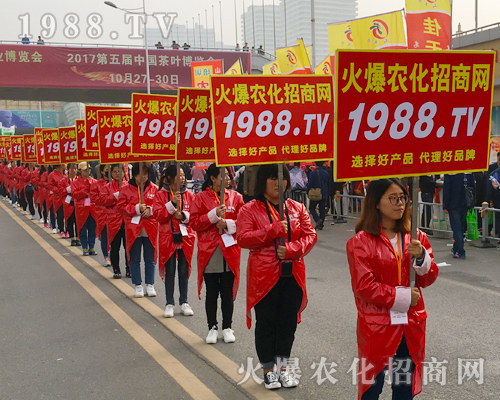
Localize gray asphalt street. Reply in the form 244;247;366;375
1;201;499;400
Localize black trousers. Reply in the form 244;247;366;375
19;189;27;211
56;206;65;233
110;223;128;274
67;210;77;238
25;189;35;216
361;335;414;400
42;201;48;223
203;270;234;330
254;275;303;369
37;203;43;219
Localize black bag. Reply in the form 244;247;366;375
464;175;475;210
25;183;34;194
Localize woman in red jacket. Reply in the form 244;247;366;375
190;164;244;344
49;164;66;237
90;164;110;266
71;162;98;256
100;164;129;278
38;165;49;227
153;165;195;318
60;163;80;246
346;179;439;400
237;164;317;390
117;163;158;298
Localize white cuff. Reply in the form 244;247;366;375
135;203;141;216
166;201;177;215
224;219;237;235
208;207;221;224
413;249;432;276
114;192;119;199
66;186;71;193
181;210;190;224
391;287;411;313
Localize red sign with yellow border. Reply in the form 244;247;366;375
59;127;78;164
22;135;37;163
42;129;62;164
334;49;495;181
76;119;99;162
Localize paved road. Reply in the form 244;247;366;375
0;200;499;399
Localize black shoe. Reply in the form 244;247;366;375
113;272;121;279
76;239;81;246
315;219;324;230
125;268;131;278
70;239;77;246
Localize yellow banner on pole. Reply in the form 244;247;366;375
328;21;355;55
275;45;307;75
262;61;281;75
225;59;243;75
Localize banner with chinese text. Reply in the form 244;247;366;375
85;105;128;152
76;119;99;162
10;136;23;160
22;135;37;163
334;49;495;181
130;93;177;157
406;0;452;50
211;75;335;166
190;60;223;88
59;127;78;164
4;137;12;161
0;137;9;160
42;129;62;164
176;88;215;162
34;128;46;165
97;109;158;164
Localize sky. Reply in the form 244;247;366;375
0;0;499;49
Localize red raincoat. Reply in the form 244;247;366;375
100;179;128;252
346;229;439;399
39;171;49;207
90;178;109;240
116;180;158;260
48;169;65;212
190;188;244;301
71;176;97;235
236;198;317;328
153;187;196;280
31;168;40;205
58;175;75;224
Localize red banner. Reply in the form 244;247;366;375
22;135;36;163
210;75;335;166
76;119;99;162
34;129;46;165
85;105;127;151
59;127;78;164
10;136;23;161
176;88;215;162
130;93;177;157
195;161;213;169
0;137;8;160
42;129;62;164
4;137;13;162
0;44;251;91
406;0;451;50
334;49;495;181
97;109;158;164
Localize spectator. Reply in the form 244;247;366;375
243;165;259;203
257;45;264;55
191;164;205;182
183;42;191;50
242;42;249;51
21;35;30;44
419;175;441;235
485;152;500;237
155;42;164;49
307;161;330;230
171;40;180;49
235;43;241;51
289;162;307;192
37;36;44;45
251;46;256;54
443;173;476;259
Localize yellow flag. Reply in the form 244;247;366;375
350;10;407;50
225;59;243;75
405;0;451;13
297;39;312;73
262;61;281;75
314;55;334;75
328;21;355;55
275;45;307;75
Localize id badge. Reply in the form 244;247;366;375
84;197;91;206
131;215;141;225
221;233;235;248
390;310;408;325
65;195;72;204
179;223;188;237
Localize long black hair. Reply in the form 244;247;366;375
254;164;291;195
159;164;177;190
39;165;46;175
201;163;221;191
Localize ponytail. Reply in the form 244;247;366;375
202;163;219;191
159;164;177;190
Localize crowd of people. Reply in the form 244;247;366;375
0;159;443;398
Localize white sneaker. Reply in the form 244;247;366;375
39;218;44;224
222;328;235;343
264;371;281;390
278;370;299;388
180;303;194;316
52;228;57;234
206;326;218;344
164;304;174;318
146;284;157;297
134;285;144;298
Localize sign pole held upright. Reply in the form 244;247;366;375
278;163;285;246
410;176;419;287
219;166;225;235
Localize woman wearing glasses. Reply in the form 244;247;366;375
346;179;438;400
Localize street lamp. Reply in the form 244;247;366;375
104;0;151;94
